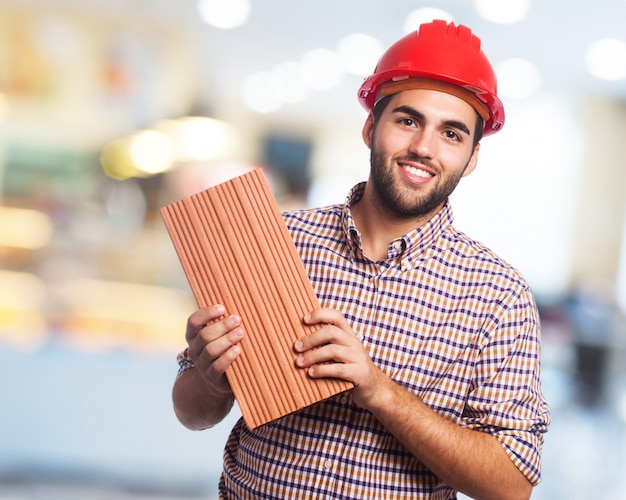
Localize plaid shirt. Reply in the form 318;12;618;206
179;183;550;499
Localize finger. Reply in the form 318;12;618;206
186;305;226;341
189;304;226;327
303;308;348;329
305;361;351;381
192;324;244;379
197;314;242;343
203;343;242;382
188;315;242;361
296;341;353;368
294;326;333;354
200;324;244;361
295;323;360;355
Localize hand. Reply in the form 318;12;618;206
294;308;387;409
186;304;244;396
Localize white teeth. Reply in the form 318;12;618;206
403;165;431;178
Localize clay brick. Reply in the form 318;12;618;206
161;168;352;429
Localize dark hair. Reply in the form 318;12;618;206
372;95;484;149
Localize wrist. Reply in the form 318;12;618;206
176;347;196;377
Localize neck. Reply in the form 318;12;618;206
350;185;439;261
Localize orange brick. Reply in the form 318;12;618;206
161;168;351;429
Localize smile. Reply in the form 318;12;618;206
401;164;433;178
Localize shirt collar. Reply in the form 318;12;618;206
341;182;365;258
341;182;455;266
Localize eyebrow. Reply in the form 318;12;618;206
391;105;472;137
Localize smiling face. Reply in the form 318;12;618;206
361;88;481;224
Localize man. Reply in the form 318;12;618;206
172;20;550;499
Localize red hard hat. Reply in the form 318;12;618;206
358;20;505;135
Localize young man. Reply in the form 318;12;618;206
172;20;550;499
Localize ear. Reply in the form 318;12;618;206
362;112;374;149
462;143;480;177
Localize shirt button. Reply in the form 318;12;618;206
339;396;348;405
323;460;333;470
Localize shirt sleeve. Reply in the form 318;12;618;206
461;286;551;485
176;347;196;377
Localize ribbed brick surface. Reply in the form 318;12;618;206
160;168;351;429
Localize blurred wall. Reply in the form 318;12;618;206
572;97;626;288
1;2;626;499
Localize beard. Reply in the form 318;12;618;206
368;150;468;219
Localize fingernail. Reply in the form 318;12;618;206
296;355;304;365
295;340;303;351
303;314;311;322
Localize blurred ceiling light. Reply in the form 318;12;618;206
496;57;541;99
241;71;284;113
197;0;250;29
585;38;626;81
241;44;349;113
299;48;345;91
474;0;530;24
0;207;53;250
404;8;454;33
129;130;175;175
176;116;236;161
100;137;138;180
337;33;383;76
273;61;311;103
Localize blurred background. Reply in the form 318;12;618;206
1;0;626;498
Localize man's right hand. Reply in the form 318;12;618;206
185;304;245;396
172;304;244;430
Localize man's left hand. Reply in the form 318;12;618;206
294;308;388;409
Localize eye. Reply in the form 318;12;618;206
444;130;461;142
399;117;416;127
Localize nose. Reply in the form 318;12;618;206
409;128;435;158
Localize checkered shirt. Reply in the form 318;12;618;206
179;183;550;499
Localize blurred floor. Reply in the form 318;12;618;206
0;332;625;499
0;482;215;500
0;341;234;500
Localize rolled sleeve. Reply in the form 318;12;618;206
462;288;551;484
